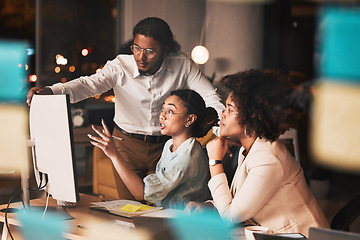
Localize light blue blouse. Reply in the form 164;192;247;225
143;137;211;209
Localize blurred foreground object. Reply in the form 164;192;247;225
170;210;232;240
0;40;29;175
16;207;70;240
311;6;360;172
0;105;29;175
0;40;29;102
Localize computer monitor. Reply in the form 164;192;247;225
29;94;79;205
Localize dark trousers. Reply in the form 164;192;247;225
112;128;165;200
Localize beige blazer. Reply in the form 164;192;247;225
208;138;329;237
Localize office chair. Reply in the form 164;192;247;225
330;193;360;231
279;128;300;162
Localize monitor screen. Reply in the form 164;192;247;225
29;94;79;204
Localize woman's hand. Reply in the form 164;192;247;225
206;137;228;161
226;138;242;158
88;119;118;159
89;120;145;200
184;201;215;214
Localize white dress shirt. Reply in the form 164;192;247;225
50;52;224;136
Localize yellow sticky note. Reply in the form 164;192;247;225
119;204;140;213
137;204;154;211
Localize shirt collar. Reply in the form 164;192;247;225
133;68;141;78
162;55;172;72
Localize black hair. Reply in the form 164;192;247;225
169;89;218;138
133;17;181;53
220;69;301;141
117;39;133;55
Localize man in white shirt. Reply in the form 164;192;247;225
26;17;224;199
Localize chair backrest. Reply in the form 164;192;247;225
279;128;300;162
330;194;360;231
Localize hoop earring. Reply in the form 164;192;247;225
185;124;189;128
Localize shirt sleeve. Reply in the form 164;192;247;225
209;155;284;223
185;59;225;117
143;151;191;203
50;59;119;103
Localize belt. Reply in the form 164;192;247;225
114;124;169;144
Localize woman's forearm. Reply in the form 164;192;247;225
88;122;145;200
111;153;145;200
209;164;224;177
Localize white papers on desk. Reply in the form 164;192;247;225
89;199;162;218
91;199;139;209
113;219;135;229
140;208;183;218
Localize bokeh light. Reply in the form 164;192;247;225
56;54;68;65
81;48;89;56
29;74;37;82
191;45;210;64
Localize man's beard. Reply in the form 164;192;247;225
139;70;148;75
138;55;164;76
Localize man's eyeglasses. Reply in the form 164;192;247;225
130;45;156;58
161;108;186;119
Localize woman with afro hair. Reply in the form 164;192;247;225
186;69;328;237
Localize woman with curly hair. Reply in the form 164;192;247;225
89;89;218;209
186;69;328;237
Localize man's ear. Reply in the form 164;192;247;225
187;114;197;126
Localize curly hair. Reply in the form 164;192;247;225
169;89;218;138
220;69;300;141
133;17;181;53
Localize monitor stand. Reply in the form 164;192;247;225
21;166;30;208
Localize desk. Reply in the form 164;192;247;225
0;193;135;240
1;194;237;240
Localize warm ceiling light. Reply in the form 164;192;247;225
191;45;209;64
